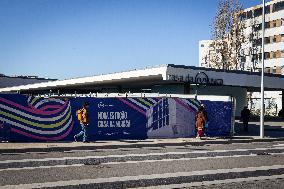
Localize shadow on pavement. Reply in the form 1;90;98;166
235;119;284;138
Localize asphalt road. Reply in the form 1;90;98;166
0;141;284;189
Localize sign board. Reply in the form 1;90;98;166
167;72;223;85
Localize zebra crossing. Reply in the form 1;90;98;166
0;142;284;188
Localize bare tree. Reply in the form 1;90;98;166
210;0;246;70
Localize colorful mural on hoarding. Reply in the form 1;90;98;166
0;94;233;142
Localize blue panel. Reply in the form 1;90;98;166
0;94;233;142
200;100;233;136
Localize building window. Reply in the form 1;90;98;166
281;50;284;58
257;38;262;46
269;36;273;43
265;5;270;14
264;52;270;60
273;36;277;43
262;34;283;44
240;12;247;20
273;21;277;27
258;53;262;60
276;35;281;43
249;33;253;41
265;37;270;44
276;19;282;27
201;44;204;47
247;10;253;19
252;54;257;62
254;7;262;17
270;20;277;28
272;51;277;59
254;24;262;31
273;1;284;12
275;66;282;74
270;52;273;59
276;50;281;58
265;67;271;73
252;38;262;46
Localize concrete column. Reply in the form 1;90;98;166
184;83;191;94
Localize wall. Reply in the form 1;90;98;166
0;94;233;142
190;85;247;117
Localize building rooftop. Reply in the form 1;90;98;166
1;64;284;93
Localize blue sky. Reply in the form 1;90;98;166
0;0;262;79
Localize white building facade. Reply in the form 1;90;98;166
199;0;284;116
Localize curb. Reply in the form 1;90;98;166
1;146;284;170
1;137;284;154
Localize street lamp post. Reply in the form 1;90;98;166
260;0;265;138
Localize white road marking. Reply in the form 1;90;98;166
0;164;83;172
1;153;26;155
1;165;284;189
102;152;284;165
273;143;284;147
1;152;284;172
133;174;284;189
1;146;284;164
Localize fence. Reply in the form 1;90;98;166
0;94;234;142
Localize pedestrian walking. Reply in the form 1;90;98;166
201;104;209;136
241;106;250;132
74;102;90;143
195;106;206;139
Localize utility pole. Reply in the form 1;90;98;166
260;0;265;138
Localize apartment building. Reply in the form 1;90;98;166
199;0;284;115
199;0;284;74
240;0;284;74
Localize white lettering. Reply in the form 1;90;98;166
97;111;131;128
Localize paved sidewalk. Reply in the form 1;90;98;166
1;136;284;153
1;119;284;153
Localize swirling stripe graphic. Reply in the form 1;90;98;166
137;98;153;107
128;98;148;110
40;105;64;111
182;98;201;110
1;116;72;135
174;98;201;113
30;98;65;108
11;122;74;141
117;98;160;115
28;96;66;112
0;109;71;129
0;97;68;115
0;95;73;141
117;98;146;115
0;104;70;122
145;98;158;104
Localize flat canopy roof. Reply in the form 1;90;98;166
1;64;284;93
